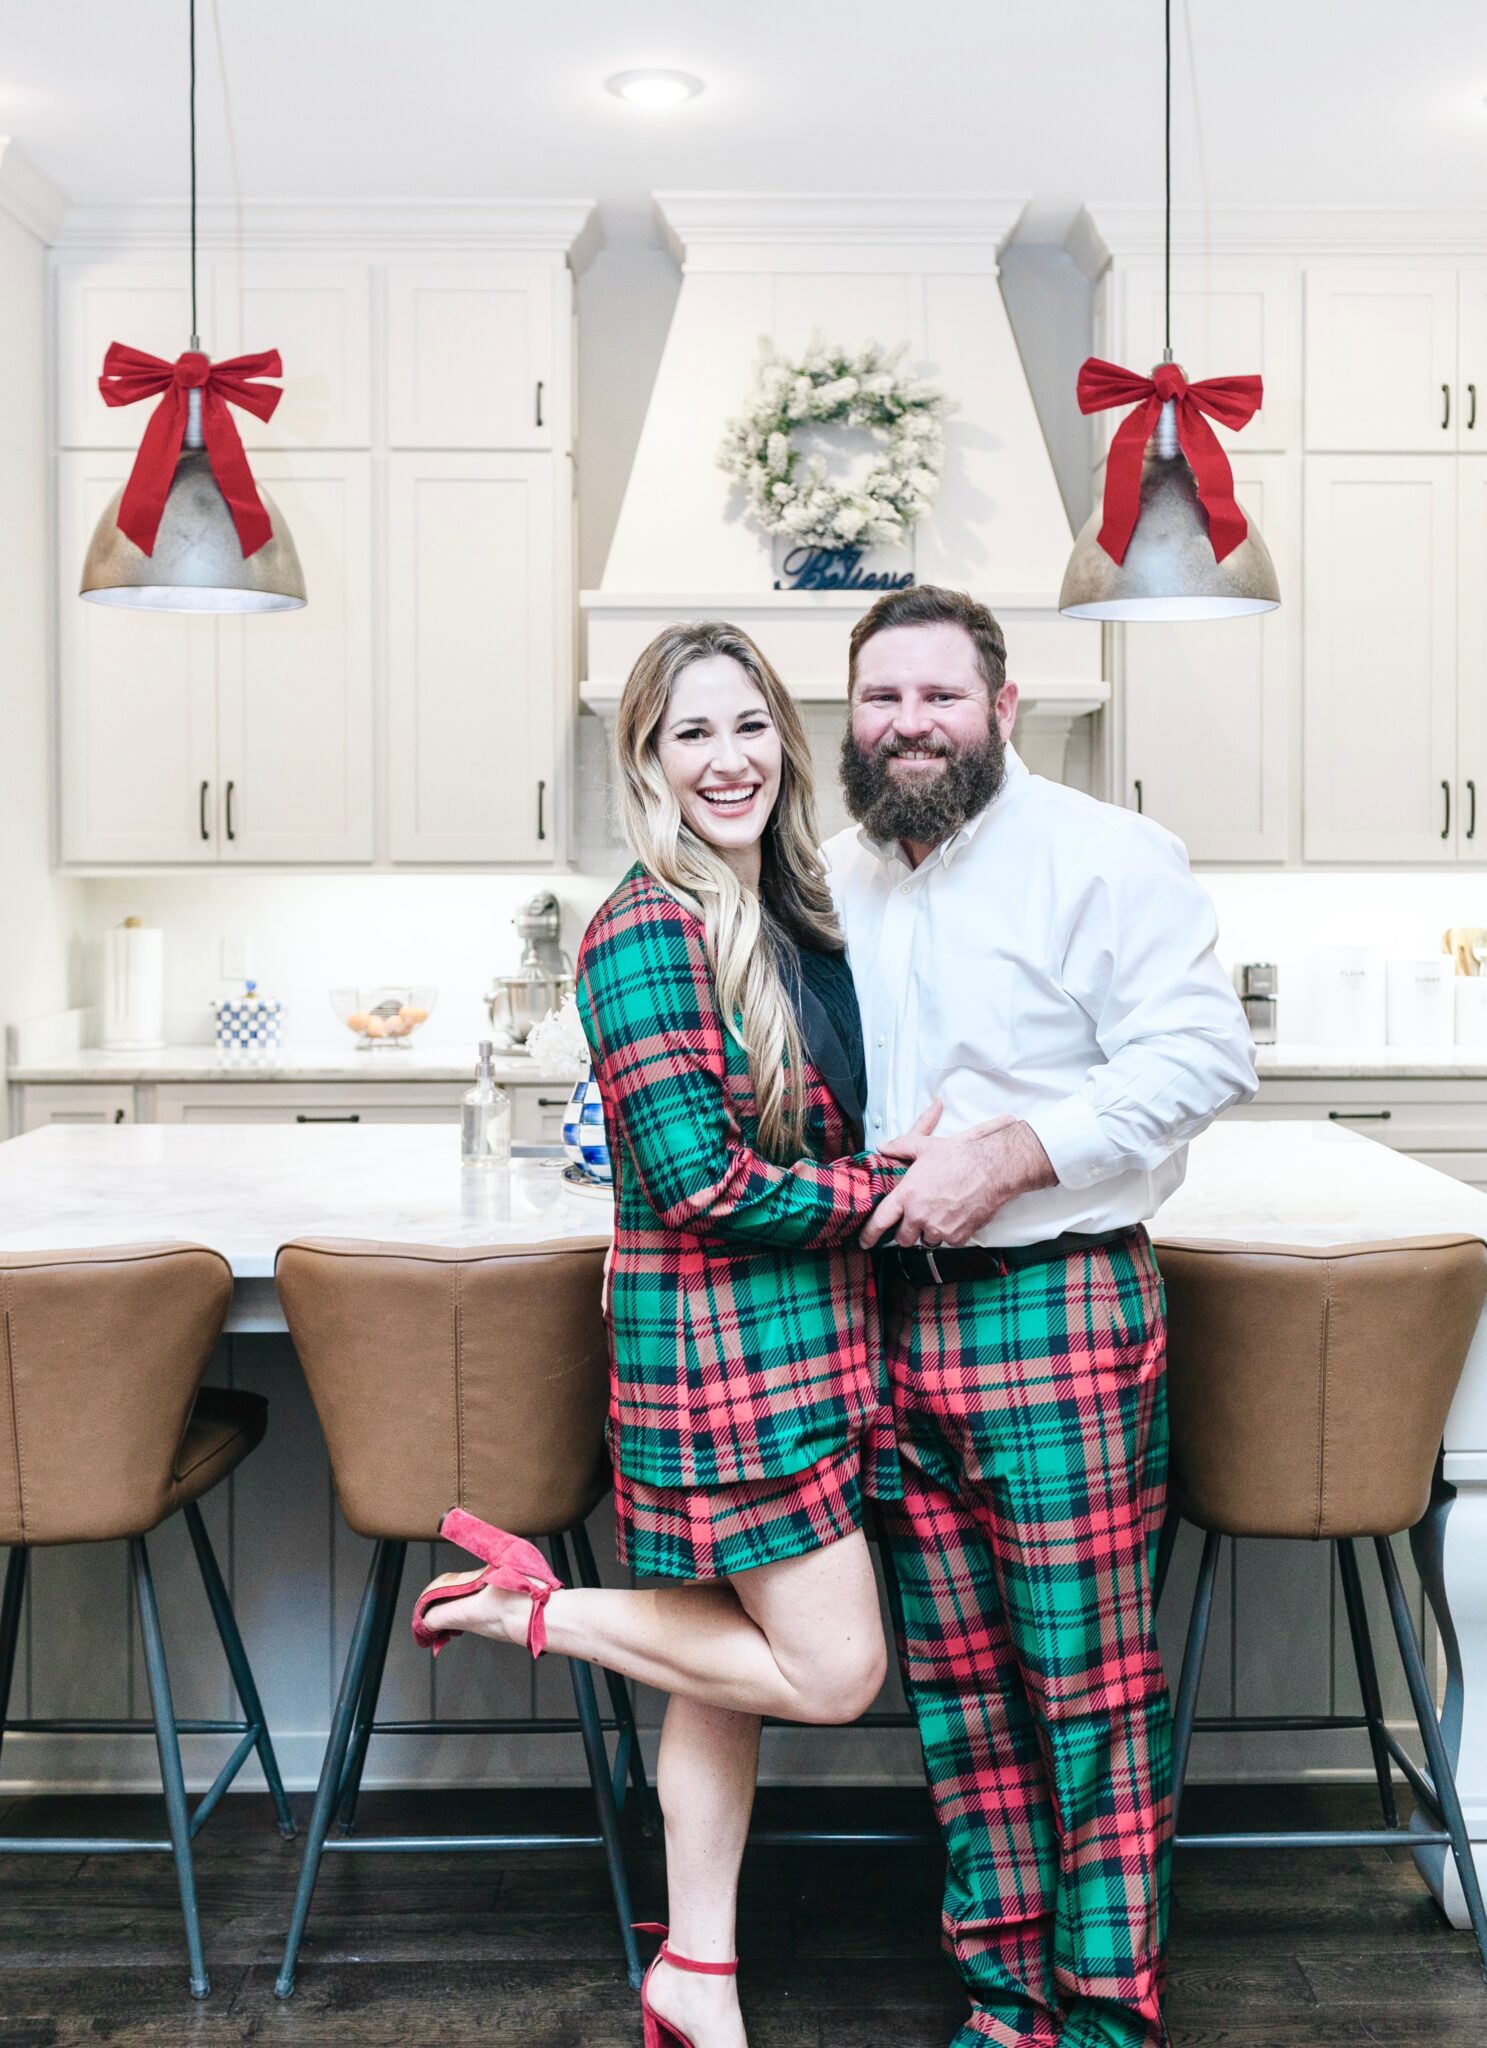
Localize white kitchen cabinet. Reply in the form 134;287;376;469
217;455;374;863
387;452;557;863
1456;457;1487;862
1120;454;1295;860
1302;455;1457;861
153;1083;466;1125
55;262;194;448
59;452;374;866
1457;273;1487;449
386;265;558;450
209;258;372;449
1116;262;1298;451
1304;269;1463;451
58;453;219;864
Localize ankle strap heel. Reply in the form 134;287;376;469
633;1920;739;1974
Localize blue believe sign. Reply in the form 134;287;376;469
773;546;915;593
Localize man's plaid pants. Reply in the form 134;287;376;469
877;1228;1173;2048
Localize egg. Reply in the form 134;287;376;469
402;1005;429;1026
345;1010;372;1033
362;1016;386;1037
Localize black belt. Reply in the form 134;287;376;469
882;1226;1142;1288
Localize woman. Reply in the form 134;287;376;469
412;622;939;2048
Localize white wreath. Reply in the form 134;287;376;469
719;338;951;550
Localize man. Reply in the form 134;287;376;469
823;584;1257;2048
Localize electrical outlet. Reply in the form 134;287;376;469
220;937;249;980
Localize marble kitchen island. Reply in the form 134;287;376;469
2;1117;1486;1929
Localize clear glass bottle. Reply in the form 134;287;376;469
461;1039;511;1168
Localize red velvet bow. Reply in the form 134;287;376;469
1075;356;1263;566
97;342;284;559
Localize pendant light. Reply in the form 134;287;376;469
79;0;305;614
1058;0;1280;622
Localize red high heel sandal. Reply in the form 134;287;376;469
634;1921;739;2048
409;1506;562;1658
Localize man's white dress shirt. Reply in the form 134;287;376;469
822;744;1258;1247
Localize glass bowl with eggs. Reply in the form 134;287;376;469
331;985;437;1049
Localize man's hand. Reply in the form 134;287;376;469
860;1117;1057;1250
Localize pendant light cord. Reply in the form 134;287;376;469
189;0;199;349
1163;0;1179;360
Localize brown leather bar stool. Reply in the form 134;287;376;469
272;1234;651;1999
0;1243;294;1998
1155;1233;1487;1976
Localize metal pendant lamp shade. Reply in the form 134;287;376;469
80;392;306;615
1059;392;1280;623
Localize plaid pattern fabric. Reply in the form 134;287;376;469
576;866;900;1490
877;1230;1172;2048
613;1433;868;1581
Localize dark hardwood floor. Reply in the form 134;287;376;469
0;1782;1481;2045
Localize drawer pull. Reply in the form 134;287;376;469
537;1096;570;1107
296;1113;362;1123
1133;778;1144;815
1327;1109;1392;1122
113;1107;126;1124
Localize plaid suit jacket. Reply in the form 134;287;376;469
576;865;900;1489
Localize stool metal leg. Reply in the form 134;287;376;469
1376;1534;1487;1978
1153;1504;1181;1610
130;1535;209;1999
1337;1537;1399;1829
181;1502;295;1840
0;1547;28;1778
335;1540;406;1833
549;1531;643;1990
570;1521;657;1829
275;1540;387;2000
1171;1528;1222;1831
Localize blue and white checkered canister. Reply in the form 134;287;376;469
210;982;286;1053
562;1063;611;1184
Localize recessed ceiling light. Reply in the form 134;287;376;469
605;69;704;110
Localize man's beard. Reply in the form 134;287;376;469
839;722;1007;845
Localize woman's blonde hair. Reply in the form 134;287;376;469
614;620;842;1161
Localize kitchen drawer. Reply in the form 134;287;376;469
510;1082;573;1145
153;1083;466;1125
1240;1080;1487;1154
17;1084;135;1132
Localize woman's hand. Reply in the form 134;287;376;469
879;1098;944;1162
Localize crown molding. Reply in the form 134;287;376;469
1086;201;1487;264
0;140;70;244
51;197;599;259
654;191;1030;271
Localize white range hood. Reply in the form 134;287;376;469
581;194;1107;771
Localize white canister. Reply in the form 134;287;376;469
1311;945;1386;1046
1385;956;1455;1047
102;918;165;1050
1456;976;1487;1047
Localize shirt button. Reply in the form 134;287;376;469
873;1116;882;1128
876;1034;885;1048
899;882;910;895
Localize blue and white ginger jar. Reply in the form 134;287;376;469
562;1062;611;1184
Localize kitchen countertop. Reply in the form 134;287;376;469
15;1040;1487;1084
3;1043;581;1085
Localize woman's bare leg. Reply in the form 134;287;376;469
643;1696;759;2048
420;1528;887;1724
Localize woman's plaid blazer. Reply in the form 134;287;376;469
575;864;901;1490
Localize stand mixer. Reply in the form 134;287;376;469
483;890;575;1048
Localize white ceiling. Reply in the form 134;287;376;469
2;0;1486;244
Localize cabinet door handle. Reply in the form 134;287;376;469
295;1112;362;1123
1470;779;1478;840
535;380;544;428
537;1096;570;1107
1133;778;1144;814
1443;779;1452;840
199;779;210;842
112;1107;126;1124
537;778;547;841
1327;1108;1391;1121
225;780;236;842
1443;383;1452;429
1471;383;1479;432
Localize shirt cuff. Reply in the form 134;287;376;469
1020;1094;1112;1191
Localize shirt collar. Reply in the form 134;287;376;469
855;742;1028;872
